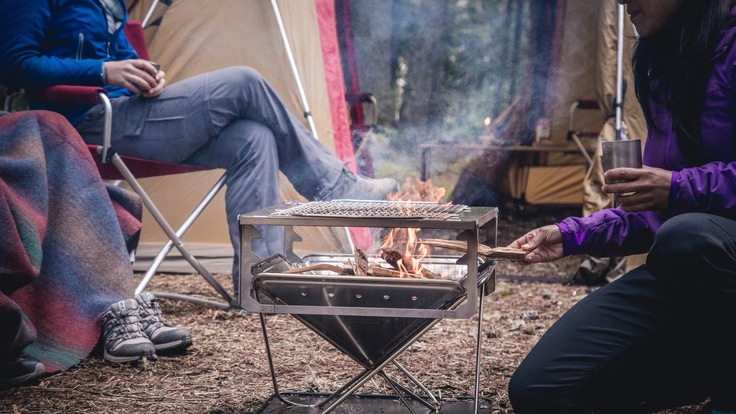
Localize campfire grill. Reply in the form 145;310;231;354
238;201;497;414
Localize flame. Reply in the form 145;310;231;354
378;178;445;278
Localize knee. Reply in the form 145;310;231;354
648;213;722;270
230;120;278;162
215;66;266;90
650;213;710;258
647;213;734;286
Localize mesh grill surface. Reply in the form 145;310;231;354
274;200;468;219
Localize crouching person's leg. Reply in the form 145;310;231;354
508;264;708;413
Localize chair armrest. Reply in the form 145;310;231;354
26;85;107;105
27;85;113;163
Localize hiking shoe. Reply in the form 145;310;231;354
101;299;156;363
0;352;45;389
316;168;399;201
135;292;192;353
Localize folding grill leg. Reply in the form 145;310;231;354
258;310;445;412
258;293;489;413
474;281;487;414
379;371;421;414
319;320;444;413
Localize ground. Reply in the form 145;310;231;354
0;206;709;414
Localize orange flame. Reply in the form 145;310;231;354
379;178;446;278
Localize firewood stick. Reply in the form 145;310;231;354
418;239;528;260
380;247;442;279
281;264;352;275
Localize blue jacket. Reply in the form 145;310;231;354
559;10;736;258
0;0;136;126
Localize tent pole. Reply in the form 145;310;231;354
141;0;160;28
615;4;625;141
271;0;320;140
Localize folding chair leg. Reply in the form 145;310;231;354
108;152;235;308
135;173;227;292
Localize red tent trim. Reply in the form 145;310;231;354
315;0;357;173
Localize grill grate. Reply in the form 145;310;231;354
274;200;468;220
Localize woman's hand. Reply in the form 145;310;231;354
103;59;166;97
601;166;672;212
508;224;564;263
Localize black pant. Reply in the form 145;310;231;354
508;213;736;413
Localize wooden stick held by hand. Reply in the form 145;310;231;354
418;239;527;260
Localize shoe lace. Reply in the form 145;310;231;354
139;296;173;332
102;309;144;346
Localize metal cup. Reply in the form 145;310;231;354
149;61;160;73
601;139;642;184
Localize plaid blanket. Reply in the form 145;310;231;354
0;110;142;373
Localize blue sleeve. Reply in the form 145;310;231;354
0;0;124;89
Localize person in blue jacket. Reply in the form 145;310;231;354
507;0;736;413
0;0;398;288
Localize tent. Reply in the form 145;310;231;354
450;0;645;209
125;0;361;273
126;0;647;273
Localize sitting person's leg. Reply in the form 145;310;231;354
76;66;396;199
75;66;397;284
183;119;282;284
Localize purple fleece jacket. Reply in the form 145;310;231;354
559;12;736;258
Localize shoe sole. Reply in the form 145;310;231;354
103;349;157;363
0;363;45;389
153;335;193;353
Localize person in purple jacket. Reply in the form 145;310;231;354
508;0;736;413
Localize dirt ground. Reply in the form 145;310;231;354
0;206;709;414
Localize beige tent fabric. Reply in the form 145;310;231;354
124;0;351;272
594;1;645;140
584;1;646;218
587;2;648;272
524;165;587;205
507;0;600;204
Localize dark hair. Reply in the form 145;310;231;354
632;0;735;163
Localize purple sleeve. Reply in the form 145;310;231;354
671;162;736;213
558;208;666;257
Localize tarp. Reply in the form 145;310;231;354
125;0;359;272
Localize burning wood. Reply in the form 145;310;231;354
380;247;441;279
418;239;528;261
353;248;369;276
277;247;441;279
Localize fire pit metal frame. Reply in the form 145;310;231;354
238;202;498;319
237;202;498;414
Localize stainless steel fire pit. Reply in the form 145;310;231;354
238;201;498;414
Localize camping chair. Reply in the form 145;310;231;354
27;20;235;310
567;99;601;167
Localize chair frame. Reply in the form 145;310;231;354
27;19;236;309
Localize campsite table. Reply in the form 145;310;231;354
419;141;586;181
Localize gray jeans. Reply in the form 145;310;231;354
76;66;344;287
